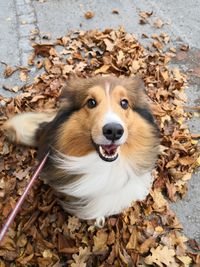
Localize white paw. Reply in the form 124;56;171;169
95;217;105;228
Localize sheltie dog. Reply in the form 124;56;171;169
4;76;159;226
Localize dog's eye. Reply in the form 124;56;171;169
87;98;97;108
120;99;129;110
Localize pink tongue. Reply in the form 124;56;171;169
101;144;118;156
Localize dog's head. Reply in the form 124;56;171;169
39;76;159;169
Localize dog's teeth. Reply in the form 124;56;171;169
99;145;118;160
99;146;104;155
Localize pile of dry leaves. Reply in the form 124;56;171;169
0;28;200;266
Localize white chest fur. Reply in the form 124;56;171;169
53;152;153;220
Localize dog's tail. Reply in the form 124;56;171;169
3;112;56;147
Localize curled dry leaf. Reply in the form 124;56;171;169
2;64;17;78
84;11;94;19
112;9;119;14
139;11;153;19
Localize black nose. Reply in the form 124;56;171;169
103;123;124;141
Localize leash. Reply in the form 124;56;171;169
0;151;49;245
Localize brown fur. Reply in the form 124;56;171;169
4;75;159;208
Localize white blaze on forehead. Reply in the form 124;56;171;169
104;111;124;125
105;82;111;106
103;82;124;126
105;82;110;96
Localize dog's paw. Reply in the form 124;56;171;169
95;217;105;228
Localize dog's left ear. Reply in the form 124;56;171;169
125;76;148;107
129;76;155;125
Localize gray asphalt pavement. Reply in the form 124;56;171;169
0;0;199;242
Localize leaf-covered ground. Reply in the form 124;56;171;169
0;28;200;266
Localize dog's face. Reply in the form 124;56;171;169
49;76;158;168
79;84;130;162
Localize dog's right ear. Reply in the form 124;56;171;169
60;75;95;109
59;75;81;109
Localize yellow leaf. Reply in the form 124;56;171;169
144;245;177;267
72;247;90;267
131;60;140;73
197;156;200;166
104;38;115;51
151;189;168;212
19;70;28;82
67;216;81;232
194;112;200;118
126;227;138;249
93;229;108;252
177;255;192;266
155;226;164;233
191;139;198;145
42;249;53;258
94;64;110;74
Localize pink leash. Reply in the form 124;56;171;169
0;151;49;244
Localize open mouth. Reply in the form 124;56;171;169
97;144;119;162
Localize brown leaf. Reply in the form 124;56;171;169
72;247;90;267
94;64;110;74
67;216;81;232
151;189;168;212
19;70;29;82
139;237;157;254
43;58;53;72
126;227;138;250
58;233;78;254
139;11;153;19
3;65;17;78
33;43;55;57
144;245;177;266
112;9;119;14
2;85;20;93
84;11;94;19
104;38;115;51
16;234;28;248
154;19;164;28
180;44;189;51
16;253;34;265
93;229;108;252
13;168;31;181
177;255;192;266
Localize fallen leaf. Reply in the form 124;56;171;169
84;11;94;19
2;64;17;77
112;9;119;14
177;255;192;266
94;64;110;74
19;70;29;82
139;11;153;19
104;38;115;51
144;245;177;266
93;229;108;252
154;19;164;28
180;44;189;51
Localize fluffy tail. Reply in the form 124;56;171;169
3;112;56;147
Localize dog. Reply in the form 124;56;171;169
4;76;159;226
